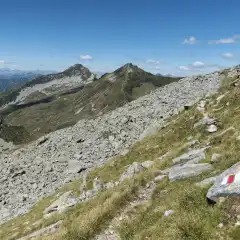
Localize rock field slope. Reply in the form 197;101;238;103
0;65;230;224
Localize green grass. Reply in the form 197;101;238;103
23;91;48;103
117;182;224;240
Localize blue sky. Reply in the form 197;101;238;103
0;0;239;76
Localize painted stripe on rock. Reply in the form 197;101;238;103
221;172;240;186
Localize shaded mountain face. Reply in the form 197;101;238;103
0;77;27;92
0;63;180;144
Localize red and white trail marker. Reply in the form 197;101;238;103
221;172;240;185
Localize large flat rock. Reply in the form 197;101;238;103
168;163;213;181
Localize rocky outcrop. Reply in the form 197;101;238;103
0;138;13;153
194;113;218;133
120;161;153;182
172;148;206;164
165;163;213;181
79;177;105;202
43;191;78;218
0;67;233;223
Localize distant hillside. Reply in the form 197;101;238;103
0;63;180;143
0;77;26;92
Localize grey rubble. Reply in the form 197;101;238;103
0;68;228;223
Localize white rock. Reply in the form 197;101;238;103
217;223;224;229
164;210;174;217
154;175;167;182
207;124;218;133
211;153;221;163
235;221;240;227
141;161;154;168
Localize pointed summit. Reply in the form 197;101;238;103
63;64;91;78
118;63;141;72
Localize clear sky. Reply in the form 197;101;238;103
0;0;239;76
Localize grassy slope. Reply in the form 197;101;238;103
0;66;179;144
1;71;240;239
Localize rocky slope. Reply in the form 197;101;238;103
0;65;234;225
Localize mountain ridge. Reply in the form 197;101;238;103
0;63;180;143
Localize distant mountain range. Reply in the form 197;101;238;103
0;68;56;77
0;67;181;92
0;68;57;91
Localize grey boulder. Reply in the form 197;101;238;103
172;148;206;164
44;191;78;217
68;159;86;174
207;162;240;202
167;163;213;181
120;162;144;182
196;176;217;187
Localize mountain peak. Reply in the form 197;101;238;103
123;63;134;68
62;64;91;77
114;63;142;76
121;63;138;71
